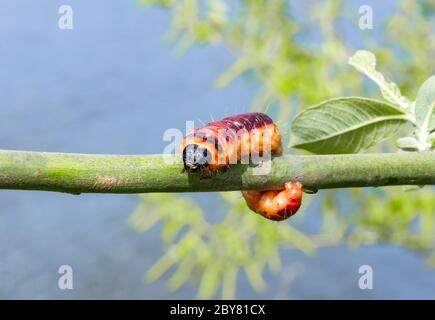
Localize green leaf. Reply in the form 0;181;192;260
415;75;435;133
221;265;238;299
290;97;409;154
197;264;221;299
349;50;411;110
396;137;419;151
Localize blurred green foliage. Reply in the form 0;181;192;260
130;192;317;298
130;0;435;298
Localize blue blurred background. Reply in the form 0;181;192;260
0;0;434;299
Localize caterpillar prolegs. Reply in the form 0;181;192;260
180;112;302;221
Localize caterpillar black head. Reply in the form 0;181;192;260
182;144;212;173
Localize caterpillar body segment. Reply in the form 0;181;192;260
180;112;303;221
242;181;302;221
180;113;282;173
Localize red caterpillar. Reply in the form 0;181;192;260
180;112;302;221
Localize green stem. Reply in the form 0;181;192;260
0;150;434;194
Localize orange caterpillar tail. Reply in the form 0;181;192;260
242;181;303;221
